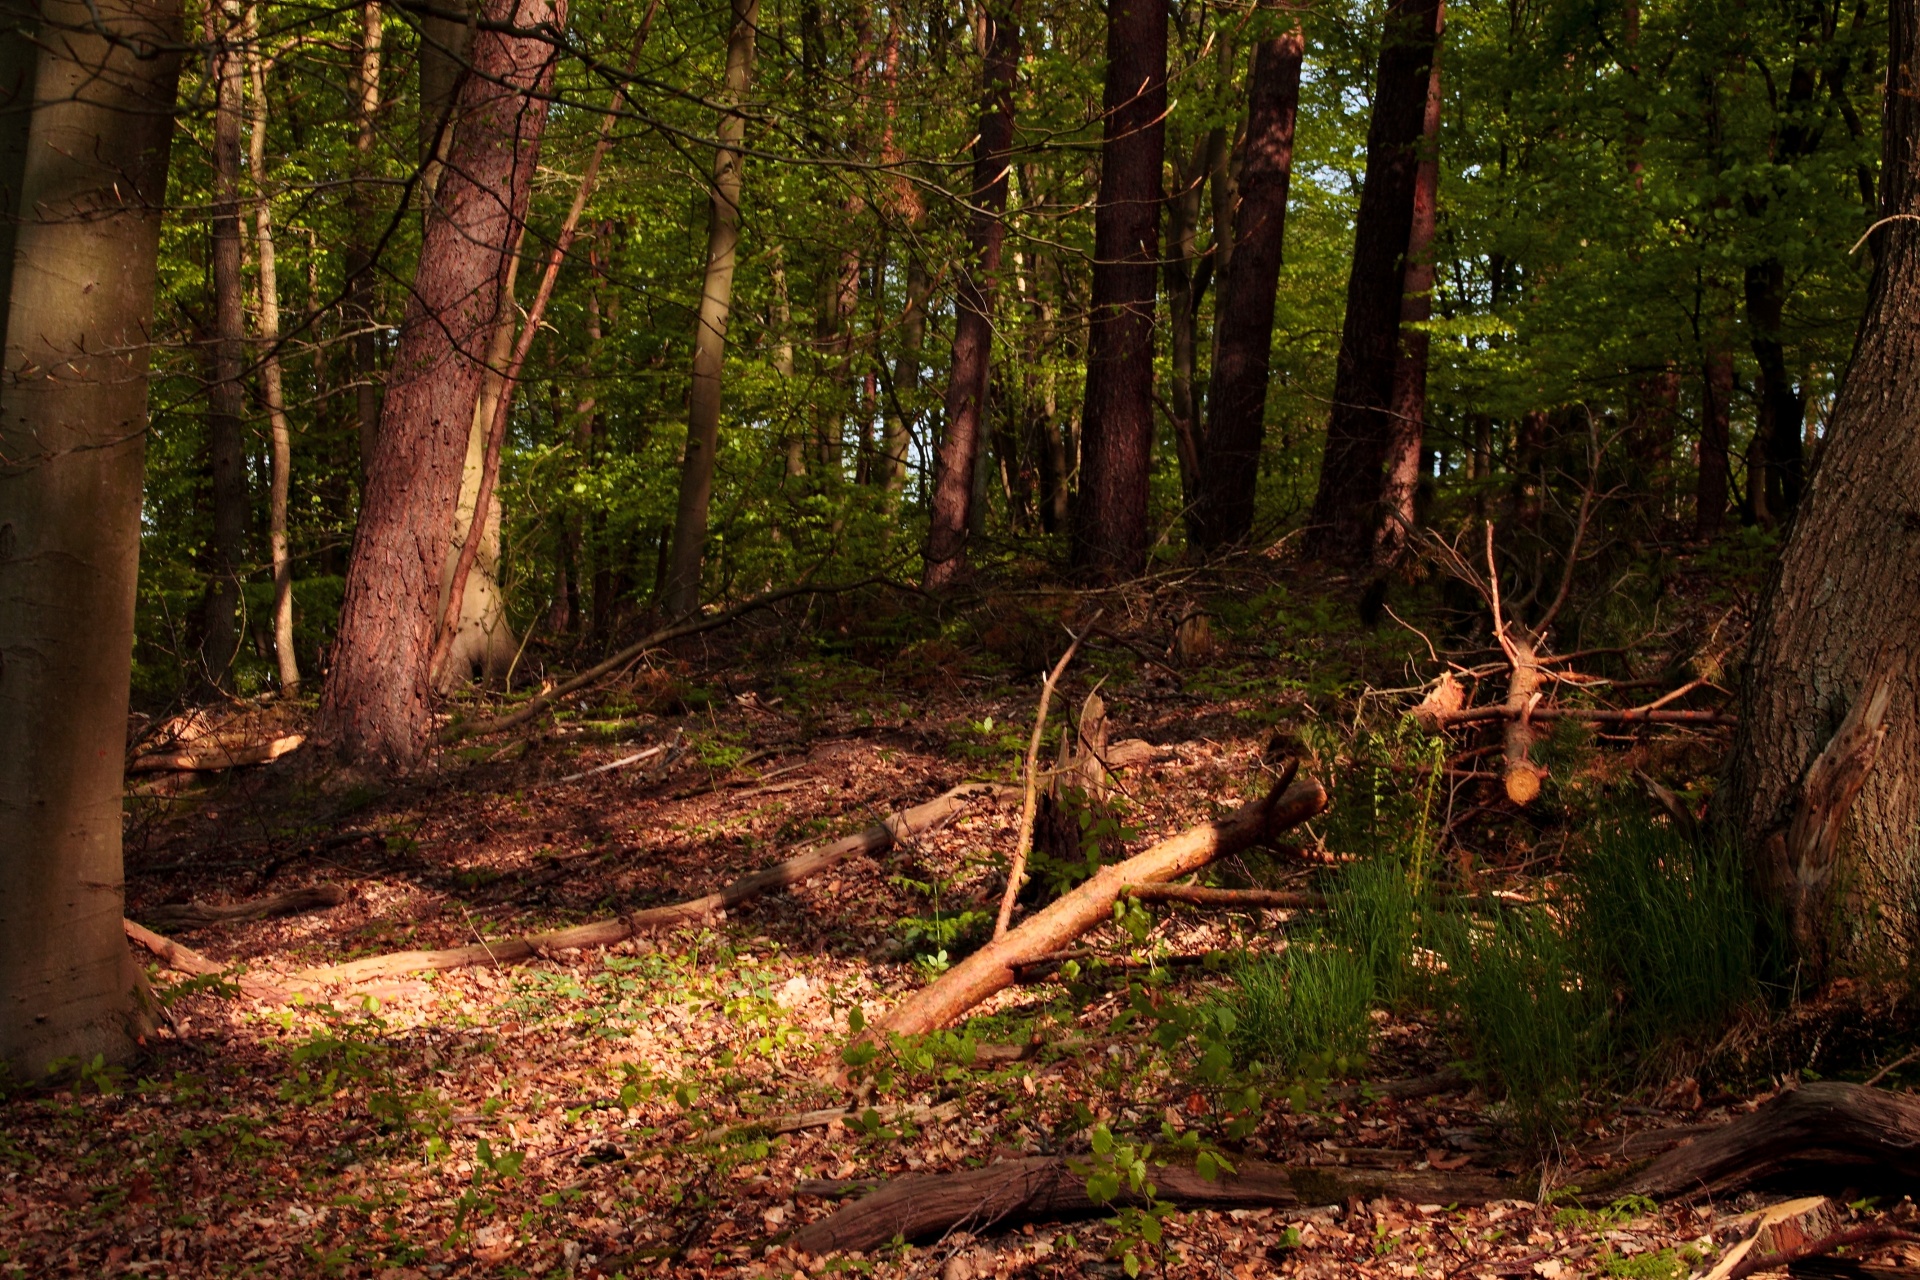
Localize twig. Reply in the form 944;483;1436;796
1866;1047;1920;1087
553;739;670;785
995;611;1100;940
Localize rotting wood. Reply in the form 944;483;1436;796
1616;1082;1920;1202
787;1154;1507;1255
128;732;305;773
700;1099;960;1146
998;622;1094;939
123;921;290;1001
140;883;347;931
855;766;1327;1045
1122;884;1325;909
292;782;1006;986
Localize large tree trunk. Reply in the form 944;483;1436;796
316;0;560;767
662;0;757;617
199;0;250;693
0;0;181;1077
1190;20;1304;551
924;1;1019;587
1304;0;1444;562
1724;0;1920;973
1069;0;1167;582
1373;20;1444;568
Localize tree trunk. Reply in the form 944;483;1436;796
1696;346;1733;537
199;0;250;693
1724;0;1920;972
1190;20;1304;551
1745;258;1806;520
0;0;180;1077
247;28;300;695
924;0;1019;587
1373;20;1444;568
346;0;383;480
663;0;757;617
316;0;560;767
1070;0;1167;581
1164;132;1208;510
884;255;929;495
1304;0;1444;562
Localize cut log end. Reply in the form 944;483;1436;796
1504;766;1541;805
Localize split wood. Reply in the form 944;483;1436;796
854;764;1327;1046
140;883;346;931
1122;884;1325;909
123;921;290;1001
787;1154;1507;1255
128;732;305;773
290;781;1006;986
997;619;1096;939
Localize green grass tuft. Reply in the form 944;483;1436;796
1227;944;1374;1075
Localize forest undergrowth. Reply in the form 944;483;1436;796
9;550;1920;1280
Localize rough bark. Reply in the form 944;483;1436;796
924;0;1018;587
663;0;756;616
0;0;181;1077
199;0;250;693
316;0;560;767
1190;21;1304;551
1373;23;1444;568
1070;0;1167;581
1723;0;1920;969
1305;0;1444;562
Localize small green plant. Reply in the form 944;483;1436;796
1328;855;1423;1004
1227;944;1373;1075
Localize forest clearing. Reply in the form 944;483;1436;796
7;0;1920;1272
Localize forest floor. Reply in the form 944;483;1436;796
8;553;1917;1279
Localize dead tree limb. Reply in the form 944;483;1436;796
128;732;305;773
123;920;290;1000
859;768;1327;1042
788;1155;1507;1255
140;883;347;931
998;619;1095;939
1122;885;1324;909
293;782;1005;986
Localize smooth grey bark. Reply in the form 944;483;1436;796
0;0;181;1077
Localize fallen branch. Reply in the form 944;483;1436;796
1122;885;1325;910
788;1154;1507;1255
553;739;671;785
1427;706;1733;727
128;733;305;773
857;766;1327;1043
701;1099;960;1146
292;782;1005;986
998;621;1095;939
140;883;347;931
123;920;290;1000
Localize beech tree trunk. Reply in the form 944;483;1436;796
199;0;250;692
1190;21;1304;551
1696;346;1733;537
316;0;560;767
0;0;180;1077
1373;22;1443;567
1305;0;1444;562
924;1;1018;587
1070;0;1167;581
1724;0;1920;970
662;0;757;617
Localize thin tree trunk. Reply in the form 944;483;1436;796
1724;0;1920;974
200;0;250;692
771;247;805;479
1191;21;1304;551
1305;0;1444;562
246;28;299;694
1374;17;1444;567
1070;0;1167;581
924;0;1019;587
317;0;561;767
884;255;930;494
1696;346;1733;537
346;0;383;478
0;0;181;1077
1164;131;1209;509
1744;258;1806;519
663;0;758;618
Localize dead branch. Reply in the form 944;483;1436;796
128;733;305;773
1421;705;1733;727
999;619;1096;939
700;1100;960;1146
787;1155;1507;1255
140;883;347;931
1122;885;1325;909
123;920;290;1000
856;767;1327;1044
292;782;1006;987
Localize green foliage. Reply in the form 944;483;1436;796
1328;855;1425;1005
1227;945;1374;1077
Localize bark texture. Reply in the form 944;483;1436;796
1304;0;1444;562
316;0;559;766
1724;0;1920;968
663;0;756;616
0;0;181;1076
924;1;1018;587
1070;0;1167;581
1191;22;1304;551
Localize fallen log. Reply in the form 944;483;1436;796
1616;1082;1920;1201
859;767;1327;1042
787;1154;1507;1255
128;732;305;773
123;920;290;1001
1123;885;1324;910
140;883;347;931
293;782;1004;987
